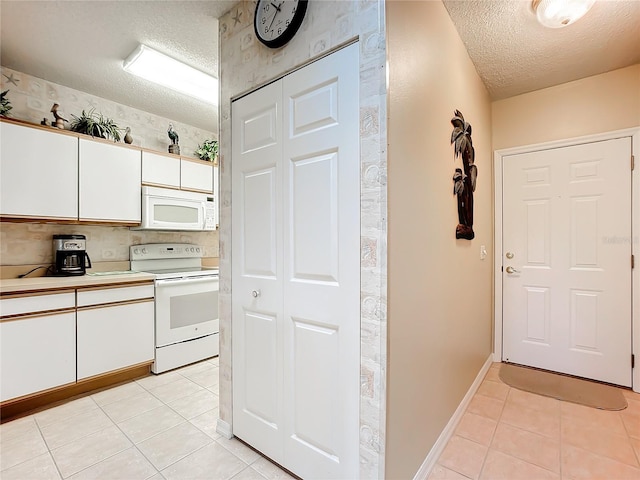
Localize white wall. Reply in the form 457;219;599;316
492;64;640;150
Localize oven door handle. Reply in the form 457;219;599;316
156;276;218;286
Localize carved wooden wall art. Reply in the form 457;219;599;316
450;110;477;240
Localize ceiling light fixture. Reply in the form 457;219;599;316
123;44;218;105
532;0;595;28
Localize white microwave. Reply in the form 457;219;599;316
138;186;216;231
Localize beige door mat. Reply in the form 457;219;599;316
499;363;628;411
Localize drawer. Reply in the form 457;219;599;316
77;284;154;307
0;291;76;318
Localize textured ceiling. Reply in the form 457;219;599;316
1;1;639;132
0;0;236;132
443;0;640;100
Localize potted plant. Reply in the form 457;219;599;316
0;90;12;117
69;108;121;142
194;139;218;164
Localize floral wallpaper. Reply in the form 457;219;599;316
0;66;216;156
217;1;388;478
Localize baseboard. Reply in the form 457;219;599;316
216;418;233;439
413;354;495;480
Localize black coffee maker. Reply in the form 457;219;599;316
52;234;92;276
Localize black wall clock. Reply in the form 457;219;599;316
254;0;308;49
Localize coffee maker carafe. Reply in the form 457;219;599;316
53;234;92;276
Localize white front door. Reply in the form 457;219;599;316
502;137;632;387
232;43;360;479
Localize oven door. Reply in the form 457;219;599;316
155;276;219;347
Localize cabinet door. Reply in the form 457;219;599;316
181;158;213;193
0;312;76;402
0;122;78;219
142;151;180;188
79;139;141;223
77;300;154;380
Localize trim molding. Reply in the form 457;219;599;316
1;362;151;423
216;418;233;439
412;354;494;480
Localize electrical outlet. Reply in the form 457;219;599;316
480;245;487;260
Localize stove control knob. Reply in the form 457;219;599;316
133;248;139;255
196;247;201;253
142;248;147;254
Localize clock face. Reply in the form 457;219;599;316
254;0;308;49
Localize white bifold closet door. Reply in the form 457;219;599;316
231;43;360;479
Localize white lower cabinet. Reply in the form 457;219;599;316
0;311;76;402
77;285;154;380
0;284;155;403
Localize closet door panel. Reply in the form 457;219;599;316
232;80;284;463
282;42;360;479
232;43;360;480
290;152;339;282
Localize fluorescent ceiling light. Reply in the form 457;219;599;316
123;44;218;105
532;0;596;28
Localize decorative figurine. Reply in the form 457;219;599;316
40;118;50;126
167;123;180;155
50;103;68;129
123;126;133;144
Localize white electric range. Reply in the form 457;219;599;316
130;243;219;374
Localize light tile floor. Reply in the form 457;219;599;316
0;357;294;480
3;360;640;479
429;363;640;480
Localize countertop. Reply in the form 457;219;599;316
0;272;156;295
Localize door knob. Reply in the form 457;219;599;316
505;266;520;274
251;290;261;298
506;252;514;259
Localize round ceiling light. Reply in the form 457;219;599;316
532;0;596;28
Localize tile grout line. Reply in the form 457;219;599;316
34;418;66;480
558;395;563;479
475;381;511;480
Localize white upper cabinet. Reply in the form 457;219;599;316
79;139;141;223
142;150;214;194
0;122;78;219
141;151;181;189
181;158;214;193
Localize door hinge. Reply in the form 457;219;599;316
632;155;635;171
633;354;635;369
633;255;635;269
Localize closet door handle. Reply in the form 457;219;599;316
251;290;261;298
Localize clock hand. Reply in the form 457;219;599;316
271;2;281;11
267;4;279;32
